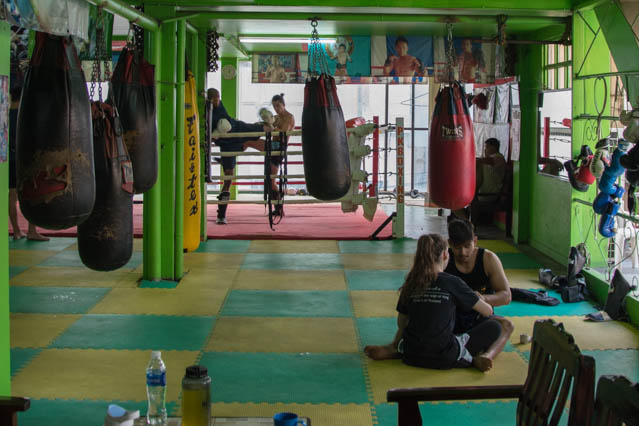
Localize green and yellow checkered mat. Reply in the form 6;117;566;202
8;237;639;426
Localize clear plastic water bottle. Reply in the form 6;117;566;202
146;351;167;425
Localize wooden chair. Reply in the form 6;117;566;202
592;375;639;426
0;396;30;426
387;319;595;426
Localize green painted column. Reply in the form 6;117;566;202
143;25;162;281
194;33;208;242
146;5;178;279
0;20;11;396
175;20;186;279
571;9;611;268
512;44;543;244
220;57;239;200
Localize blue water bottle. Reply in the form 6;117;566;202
146;351;167;425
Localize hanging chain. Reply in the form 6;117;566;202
308;17;329;77
207;31;220;72
133;5;145;56
445;22;455;83
496;15;507;46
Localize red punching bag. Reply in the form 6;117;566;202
428;83;475;210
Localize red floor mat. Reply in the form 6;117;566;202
11;203;393;240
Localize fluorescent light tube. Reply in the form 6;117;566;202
239;37;336;44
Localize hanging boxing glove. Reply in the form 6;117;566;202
576;157;595;185
109;46;158;193
599;201;621;238
428;83;475;210
78;102;134;271
590;138;611;179
565;159;589;192
17;32;95;229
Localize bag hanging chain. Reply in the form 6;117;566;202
445;22;455;84
207;31;220;72
90;6;111;102
133;5;145;56
308;18;330;77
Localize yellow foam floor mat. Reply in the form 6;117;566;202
206;317;358;353
509;316;639;350
505;269;546;289
184;253;245;269
366;352;529;404
64;238;144;252
351;290;399;318
209;403;373;426
11;349;198;401
9;250;58;267
10;266;140;288
342;254;414;270
233;270;346;291
10;313;81;348
478;240;520;253
89;288;227;316
179;268;238;290
249;240;339;253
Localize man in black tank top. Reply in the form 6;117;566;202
446;220;514;356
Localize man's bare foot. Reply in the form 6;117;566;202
472;355;493;372
27;232;49;242
12;233;25;241
364;344;400;360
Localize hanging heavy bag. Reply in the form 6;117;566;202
183;69;201;253
17;32;95;229
78;102;134;271
428;83;476;210
302;39;351;200
109;46;158;193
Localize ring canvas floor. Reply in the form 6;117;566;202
8;234;639;426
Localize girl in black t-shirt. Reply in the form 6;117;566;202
364;234;502;372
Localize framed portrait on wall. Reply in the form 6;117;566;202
252;53;302;83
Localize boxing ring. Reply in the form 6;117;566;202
206;116;406;239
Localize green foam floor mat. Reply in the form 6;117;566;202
9;237;76;251
40;250;143;269
10;287;111;314
50;314;215;351
10;348;41;376
356;318;397;347
10;266;28;278
221;290;352;317
497;253;542;269
346;270;407;290
199;352;368;404
17;399;177;426
241;253;343;270
584;349;639;382
196;240;250;253
374;401;526;426
339;239;417;254
495;290;598;316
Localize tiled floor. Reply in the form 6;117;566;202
8;231;639;425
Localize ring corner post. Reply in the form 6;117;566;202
393;117;405;239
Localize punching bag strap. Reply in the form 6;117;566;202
264;132;274;228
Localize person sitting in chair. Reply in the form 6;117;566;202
454;137;506;223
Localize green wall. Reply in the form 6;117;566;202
0;21;11;396
513;44;572;264
571;9;611;268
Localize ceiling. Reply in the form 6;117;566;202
116;0;586;58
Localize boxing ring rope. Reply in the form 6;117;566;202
206;116;404;237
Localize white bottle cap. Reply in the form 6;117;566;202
151;351;161;359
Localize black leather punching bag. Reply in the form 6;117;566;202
17;32;95;229
78;102;134;271
301;74;351;200
109;46;158;193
